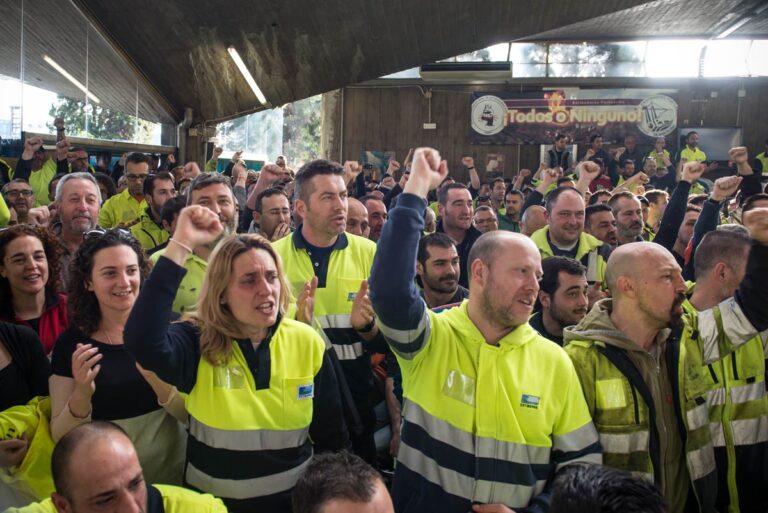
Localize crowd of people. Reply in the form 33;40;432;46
0;119;767;513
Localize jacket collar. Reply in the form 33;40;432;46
292;224;348;251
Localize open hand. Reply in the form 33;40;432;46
296;276;318;326
351;280;374;331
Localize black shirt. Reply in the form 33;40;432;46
436;221;482;289
51;328;161;420
528;311;564;347
0;322;49;410
420;285;469;310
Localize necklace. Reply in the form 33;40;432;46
102;328;122;345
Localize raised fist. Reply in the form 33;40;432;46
711;175;742;202
461;156;475;168
743;207;768;245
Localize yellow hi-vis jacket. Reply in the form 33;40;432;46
0;397;55;503
382;301;601;511
683;284;768;513
6;484;228;513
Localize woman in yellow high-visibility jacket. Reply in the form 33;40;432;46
124;205;349;513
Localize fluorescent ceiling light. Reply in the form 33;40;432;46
42;55;100;104
716;16;752;39
228;46;268;105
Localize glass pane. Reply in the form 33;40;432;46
645;40;704;77
509;43;547;64
451;43;510;62
512;63;547;77
612;41;647;62
702;40;751;77
548;44;581;64
746;40;768;76
0;0;22;143
487;43;510;61
381;67;420;79
216;95;322;165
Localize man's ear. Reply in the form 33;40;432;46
714;262;728;282
469;258;485;288
295;199;307;219
615;275;635;298
539;291;551;309
52;492;72;513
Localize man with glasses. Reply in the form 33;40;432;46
2;180;35;225
131;171;177;252
99;153;150;228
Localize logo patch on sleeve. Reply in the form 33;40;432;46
347;292;357;301
297;383;314;400
520;394;540;409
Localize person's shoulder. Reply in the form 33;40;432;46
4;498;57;513
279;316;320;337
271;232;293;252
0;321;39;348
346;232;377;254
155;484;227;513
54;326;87;346
527;330;571;361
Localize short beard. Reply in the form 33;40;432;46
617;224;643;240
423;274;457;295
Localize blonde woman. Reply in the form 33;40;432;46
124;205;349;513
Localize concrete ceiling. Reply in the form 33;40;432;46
1;0;766;126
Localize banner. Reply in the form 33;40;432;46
470;89;678;145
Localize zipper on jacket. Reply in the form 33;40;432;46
707;364;718;384
629;383;640;424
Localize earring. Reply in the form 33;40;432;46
219;297;226;305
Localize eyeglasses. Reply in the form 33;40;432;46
83;228;134;242
4;190;34;198
126;174;149;182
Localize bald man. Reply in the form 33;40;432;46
369;147;600;513
521;205;547;236
9;421;225;513
346;197;370;238
564;220;768;513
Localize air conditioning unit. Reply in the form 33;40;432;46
419;62;512;81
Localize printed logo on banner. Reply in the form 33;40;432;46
638;94;678;137
471;95;507;136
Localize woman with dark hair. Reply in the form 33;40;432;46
49;228;186;485
124;206;348;512
0;225;68;355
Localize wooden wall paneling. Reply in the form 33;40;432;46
340;81;768;181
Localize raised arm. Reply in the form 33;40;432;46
124;206;224;392
462;156;481;193
370;148;447;359
683;176;741;280
653;161;704;250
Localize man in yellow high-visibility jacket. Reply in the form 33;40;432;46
370;147;601;513
9;421;226;513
